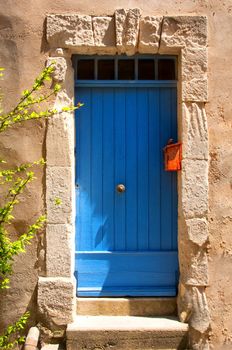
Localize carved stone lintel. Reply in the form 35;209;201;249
92;16;116;54
115;8;141;55
47;14;94;49
139;16;162;53
46;13;208;102
160;16;207;50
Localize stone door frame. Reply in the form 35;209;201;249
38;10;210;348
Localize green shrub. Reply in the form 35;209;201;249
0;64;81;349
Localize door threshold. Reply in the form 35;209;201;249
76;297;177;316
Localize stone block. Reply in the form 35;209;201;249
178;228;209;287
115;8;127;49
178;285;210;335
178;283;193;323
160;16;207;52
182;47;208;102
115;8;141;55
46;114;74;167
138;16;162;53
38;277;76;325
47;56;74;111
190;286;210;333
181;159;208;218
46;57;67;82
46;14;94;49
46;224;74;277
184;250;209;286
47;15;76;48
92;16;116;54
74;15;94;48
182;102;208;159
182;77;208;102
24;327;40;350
41;345;60;350
182;47;208;82
186;218;209;246
67;316;188;350
49;48;70;58
46;166;74;224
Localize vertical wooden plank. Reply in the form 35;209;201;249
125;88;138;251
171;87;178;250
160;87;173;250
91;88;103;251
75;92;80;254
148;88;161;250
137;87;149;250
172;171;178;250
102;88;115;250
114;87;126;251
76;87;92;251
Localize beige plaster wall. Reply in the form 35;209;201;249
0;1;232;349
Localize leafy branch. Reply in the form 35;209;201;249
0;63;82;348
0;312;30;349
0;64;82;132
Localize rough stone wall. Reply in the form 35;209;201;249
0;1;231;349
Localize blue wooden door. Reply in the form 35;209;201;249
75;83;178;296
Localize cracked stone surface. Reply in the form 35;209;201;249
115;8;141;55
139;16;162;53
181;159;208;218
186;218;209;247
182;102;208;160
38;277;75;325
47;14;94;49
160;16;207;50
93;16;116;53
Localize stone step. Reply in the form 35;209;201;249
41;345;65;350
76;297;177;316
66;316;189;350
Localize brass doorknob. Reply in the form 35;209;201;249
116;184;126;193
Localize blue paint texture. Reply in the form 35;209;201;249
75;83;178;296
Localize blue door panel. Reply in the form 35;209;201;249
75;252;178;296
102;89;115;251
160;88;176;250
75;85;178;296
114;88;126;251
125;89;137;251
